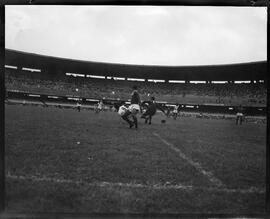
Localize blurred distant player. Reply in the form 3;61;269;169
166;106;171;117
236;105;244;125
76;101;81;112
98;100;104;111
121;85;141;129
173;104;180;120
95;100;104;113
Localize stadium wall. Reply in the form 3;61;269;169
6;91;266;116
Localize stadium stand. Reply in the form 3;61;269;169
5;49;267;107
5;68;266;106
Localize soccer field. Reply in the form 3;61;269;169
5;104;266;214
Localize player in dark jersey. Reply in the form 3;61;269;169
141;97;166;124
121;85;141;129
165;106;171;117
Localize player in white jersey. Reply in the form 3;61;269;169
118;105;128;116
173;104;180;120
121;85;141;129
76;101;81;112
98;100;104;110
95;100;104;113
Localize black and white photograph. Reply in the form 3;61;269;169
4;5;267;214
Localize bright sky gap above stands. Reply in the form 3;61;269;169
5;6;267;66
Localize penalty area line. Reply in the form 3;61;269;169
6;173;265;194
152;132;224;188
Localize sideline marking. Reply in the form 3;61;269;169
6;173;264;194
152;132;224;188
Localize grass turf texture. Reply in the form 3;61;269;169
5;104;266;214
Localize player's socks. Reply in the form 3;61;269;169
133;116;138;129
129;122;134;128
149;116;152;124
122;116;133;126
122;111;134;127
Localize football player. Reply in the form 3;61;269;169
95;100;104;113
141;97;165;124
172;104;180;120
76;101;81;112
121;85;141;129
236;105;244;125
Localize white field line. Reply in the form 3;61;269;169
6;173;265;194
152;132;224;188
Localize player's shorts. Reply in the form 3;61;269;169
173;110;178;114
128;104;140;115
118;105;128;116
236;113;243;117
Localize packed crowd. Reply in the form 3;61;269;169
5;69;266;106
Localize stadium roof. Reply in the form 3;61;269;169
5;49;267;81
